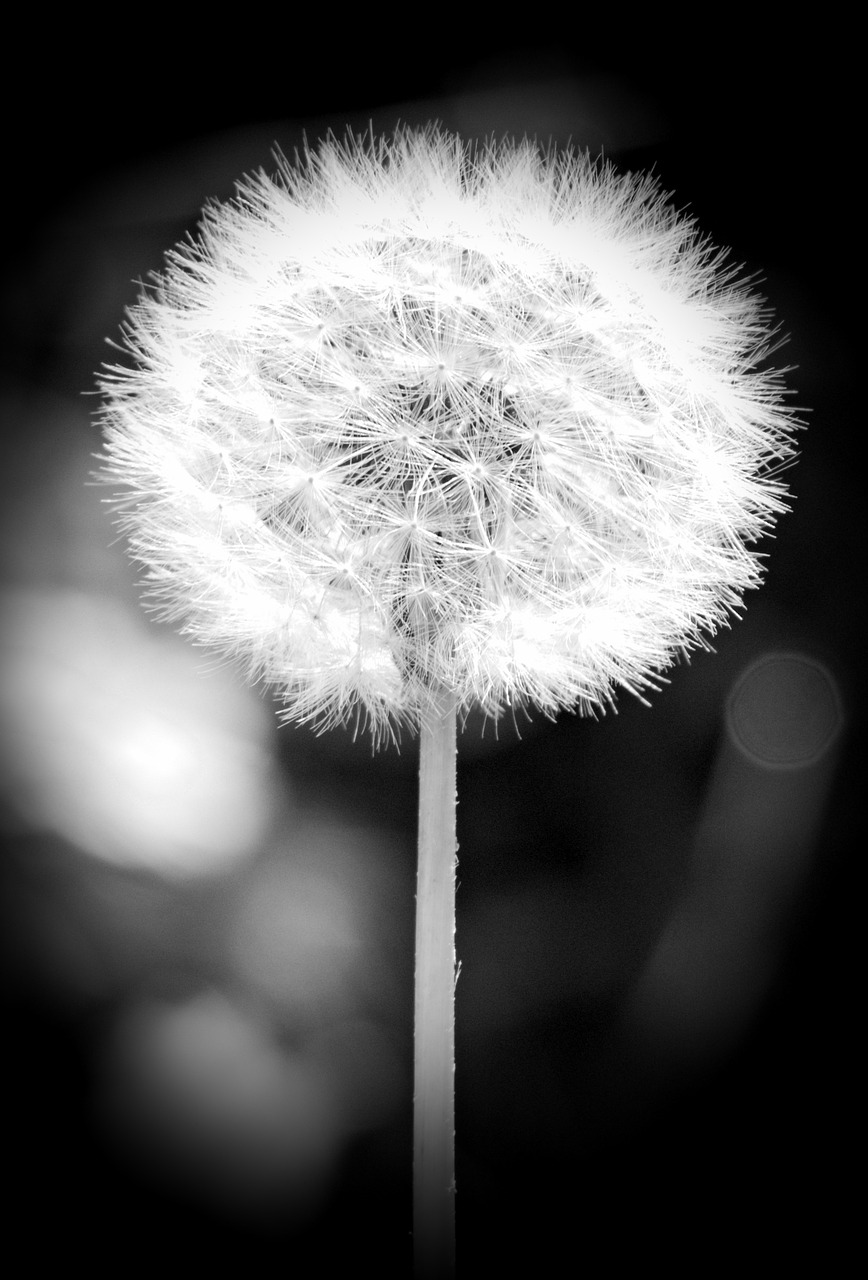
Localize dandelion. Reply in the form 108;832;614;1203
97;126;797;1277
99;128;794;741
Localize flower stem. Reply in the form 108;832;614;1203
414;698;458;1279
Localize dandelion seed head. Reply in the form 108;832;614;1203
98;126;798;743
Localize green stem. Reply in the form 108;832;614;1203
414;699;458;1279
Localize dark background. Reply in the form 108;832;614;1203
1;22;859;1273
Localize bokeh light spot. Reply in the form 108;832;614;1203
727;652;843;768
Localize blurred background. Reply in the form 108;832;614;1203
1;22;859;1274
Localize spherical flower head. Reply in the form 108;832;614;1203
98;127;797;744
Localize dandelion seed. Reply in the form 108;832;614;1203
98;129;795;745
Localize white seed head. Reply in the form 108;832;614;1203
98;126;797;743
